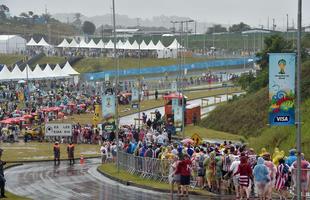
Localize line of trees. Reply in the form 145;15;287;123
207;22;251;34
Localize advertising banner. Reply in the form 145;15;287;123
172;98;183;129
269;53;295;126
131;87;139;102
102;94;116;131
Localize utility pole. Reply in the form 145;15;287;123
296;1;302;199
272;18;276;31
112;0;120;173
286;14;289;40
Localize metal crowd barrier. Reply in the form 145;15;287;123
118;151;172;183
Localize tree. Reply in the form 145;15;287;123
207;24;227;33
0;4;9;20
82;21;96;35
41;13;51;23
229;22;251;32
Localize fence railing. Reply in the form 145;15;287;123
118;151;172;183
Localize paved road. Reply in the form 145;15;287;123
5;160;231;200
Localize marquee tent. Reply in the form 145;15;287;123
105;40;114;49
139;40;148;50
36;38;50;47
10;65;24;80
167;39;183;49
79;39;88;48
26;38;37;46
0;35;26;54
131;40;139;50
155;41;166;50
97;39;105;49
68;39;79;48
62;62;80;75
0;65;11;80
146;40;157;50
53;64;69;78
57;39;70;48
87;39;97;49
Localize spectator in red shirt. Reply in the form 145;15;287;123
234;155;253;200
178;154;192;197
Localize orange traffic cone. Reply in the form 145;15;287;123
80;154;85;164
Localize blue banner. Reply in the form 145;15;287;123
102;94;116;131
269;53;295;126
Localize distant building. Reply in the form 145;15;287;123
0;35;26;54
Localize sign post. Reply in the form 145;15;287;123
45;123;72;137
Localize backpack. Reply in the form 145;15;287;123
223;155;232;171
101;148;106;154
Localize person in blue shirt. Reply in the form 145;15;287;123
253;157;270;199
285;149;297;167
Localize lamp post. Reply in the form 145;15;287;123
111;0;120;173
296;0;302;199
242;35;248;70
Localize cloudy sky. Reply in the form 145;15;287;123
3;0;310;27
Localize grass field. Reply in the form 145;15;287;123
184;125;245;142
98;163;213;196
0;54;23;66
73;57;213;73
30;56;66;67
1;142;100;162
3;192;31;200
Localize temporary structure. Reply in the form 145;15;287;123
155;40;166;50
26;38;37;46
122;40;132;50
57;39;70;48
10;65;24;80
62;62;80;75
131;40;139;50
87;39;97;48
78;39;88;48
53;64;69;78
32;64;48;79
167;39;183;49
0;65;12;81
116;40;124;49
105;40;114;49
68;39;79;48
96;39;105;49
36;38;50;47
139;40;148;50
0;35;26;54
146;40;157;50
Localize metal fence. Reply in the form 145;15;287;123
118;151;172;183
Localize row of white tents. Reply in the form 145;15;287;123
26;38;183;50
0;62;79;81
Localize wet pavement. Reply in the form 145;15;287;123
5;159;230;200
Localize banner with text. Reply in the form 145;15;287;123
172;98;183;130
102;94;116;131
269;53;295;126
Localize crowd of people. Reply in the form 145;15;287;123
96;110;310;199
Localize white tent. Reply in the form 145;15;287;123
32;64;48;79
0;65;12;81
155;40;166;50
105;40;114;49
87;39;97;48
146;40;157;50
122;40;132;50
37;38;50;47
57;39;70;48
131;40;139;50
22;65;37;79
167;39;183;49
53;64;69;78
68;39;79;48
116;40;124;49
139;40;148;50
26;38;37;46
96;39;105;49
78;39;88;48
62;61;80;75
0;35;26;54
10;65;24;80
42;64;55;78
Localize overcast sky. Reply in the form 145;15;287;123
3;0;310;28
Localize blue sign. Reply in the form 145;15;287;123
269;53;295;126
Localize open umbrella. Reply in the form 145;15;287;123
23;114;33;119
181;138;194;145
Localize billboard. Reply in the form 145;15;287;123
269;53;295;126
102;94;116;131
45;123;72;137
